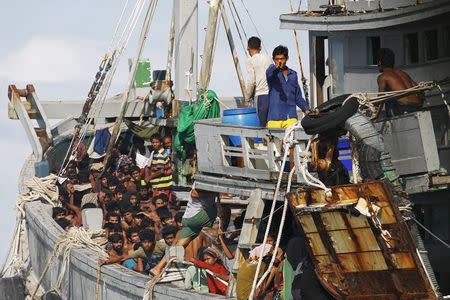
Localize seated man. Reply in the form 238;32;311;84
151;225;178;266
377;48;423;117
99;234;125;265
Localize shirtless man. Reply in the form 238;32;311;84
377;48;423;117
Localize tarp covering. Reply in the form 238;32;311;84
174;90;220;160
124;120;159;139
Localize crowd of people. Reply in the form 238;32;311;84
51;128;316;298
49;35;419;299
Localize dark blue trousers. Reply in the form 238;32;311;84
256;94;269;127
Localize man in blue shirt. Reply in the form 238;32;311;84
266;45;311;128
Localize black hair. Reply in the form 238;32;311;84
108;233;123;243
272;45;289;58
126;227;140;238
126;191;139;200
108;223;123;233
106;202;120;213
152;193;168;204
197;246;207;260
120;204;131;214
77;170;90;184
106;212;121;222
140;217;155;229
81;203;97;210
103;190;113;200
156;207;172;221
56;218;72;230
233;210;245;229
133;213;146;220
160;225;178;238
174;211;183;224
139;229;155;243
109;178;120;187
247;36;261;49
130;166;141;174
52;207;65;219
150;133;162;142
377;48;395;68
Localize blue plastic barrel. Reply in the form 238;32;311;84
337;137;353;171
222;108;260;146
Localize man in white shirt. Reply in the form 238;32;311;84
245;36;272;126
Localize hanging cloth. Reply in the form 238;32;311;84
93;128;112;155
124;120;160;139
174;90;221;160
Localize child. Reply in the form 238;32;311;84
145;134;173;202
184;248;209;293
190;247;229;295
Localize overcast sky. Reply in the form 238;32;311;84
0;0;309;261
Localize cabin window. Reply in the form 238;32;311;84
367;36;380;65
405;33;419;64
424;29;438;61
444;26;450;57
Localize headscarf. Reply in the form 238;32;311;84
203;247;222;263
249;243;272;260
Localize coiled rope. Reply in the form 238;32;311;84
1;174;59;279
31;227;107;299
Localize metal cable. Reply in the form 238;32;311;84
238;0;267;54
226;0;248;56
412;218;450;249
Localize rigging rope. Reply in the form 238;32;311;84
59;0;148;176
238;0;267;54
248;122;331;299
412;218;450;250
230;0;248;41
226;0;248;56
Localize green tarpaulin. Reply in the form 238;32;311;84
174;90;220;160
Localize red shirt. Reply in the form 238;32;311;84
194;259;229;295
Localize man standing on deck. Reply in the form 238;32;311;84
377;48;423;117
266;45;311;128
245;36;272;126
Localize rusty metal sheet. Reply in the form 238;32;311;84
338;252;388;272
287;180;438;300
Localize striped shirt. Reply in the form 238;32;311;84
148;148;173;189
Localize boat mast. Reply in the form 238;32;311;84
219;1;247;103
103;0;159;170
199;0;221;91
173;0;198;102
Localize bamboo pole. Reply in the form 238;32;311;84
103;0;159;170
219;1;247;103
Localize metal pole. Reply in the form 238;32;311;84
165;1;176;82
199;0;221;91
103;0;158;170
289;0;309;104
219;1;247;103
